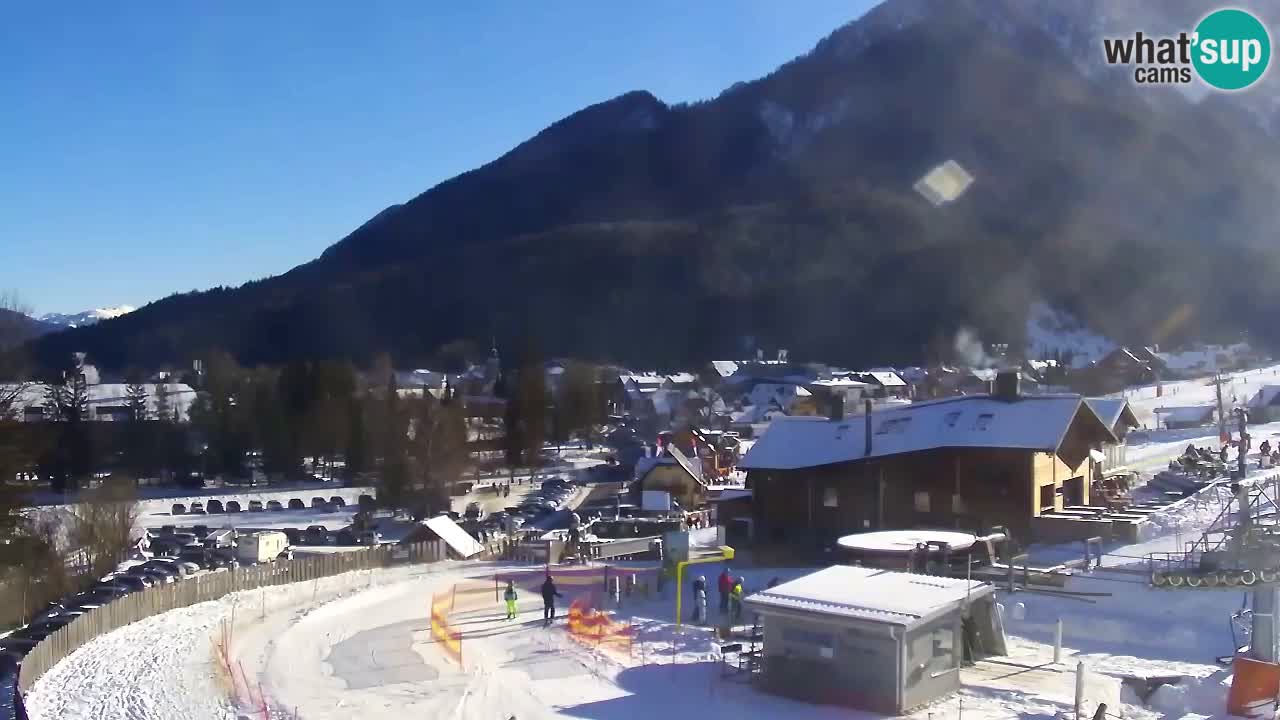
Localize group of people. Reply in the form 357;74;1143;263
490;483;512;498
503;575;563;626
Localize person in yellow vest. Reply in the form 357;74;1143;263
729;577;745;626
503;580;519;620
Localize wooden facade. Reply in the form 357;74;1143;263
748;411;1104;548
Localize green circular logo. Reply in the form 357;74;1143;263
1193;8;1271;90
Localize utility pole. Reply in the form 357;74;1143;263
1215;373;1228;446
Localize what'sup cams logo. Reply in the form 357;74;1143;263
1102;8;1271;91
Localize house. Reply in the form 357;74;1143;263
1154;405;1217;430
4;382;197;423
1081;347;1159;393
851;371;910;400
631;449;707;510
738;372;1116;548
1084;398;1140;472
1248;386;1280;424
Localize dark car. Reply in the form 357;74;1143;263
333;529;356;546
287;498;306;510
266;500;284;512
281;528;303;545
248;500;264;512
171;503;186;515
109;575;153;592
0;637;40;657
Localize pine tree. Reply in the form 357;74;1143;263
155;379;172;425
125;379;150;422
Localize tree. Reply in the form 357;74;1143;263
154;378;173;424
513;353;547;466
189;352;253;479
375;370;412;510
69;476;140;579
125;377;150;422
408;393;468;519
41;359;93;492
122;372;154;479
559;360;603;441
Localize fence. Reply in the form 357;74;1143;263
16;540;445;695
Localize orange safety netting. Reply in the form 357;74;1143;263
566;596;634;654
430;591;463;665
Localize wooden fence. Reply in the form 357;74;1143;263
17;540;445;694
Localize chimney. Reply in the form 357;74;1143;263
828;393;844;421
863;399;873;456
994;370;1021;402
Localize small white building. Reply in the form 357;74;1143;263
2;382;197;423
743;565;1002;713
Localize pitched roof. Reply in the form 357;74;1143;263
743;565;992;627
710;361;739;378
739;393;1113;471
1084;398;1139;431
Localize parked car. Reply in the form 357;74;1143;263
189;501;204;513
280;528;303;545
311;497;328;509
171;503;186;515
248;500;264;512
0;637;40;657
356;531;381;546
333;529;356;546
266;500;284;512
287;498;306;510
333;496;350;508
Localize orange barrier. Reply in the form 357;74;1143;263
566;596;634;655
1228;656;1280;719
431;591;463;666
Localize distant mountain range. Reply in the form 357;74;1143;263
38;306;136;330
26;0;1280;372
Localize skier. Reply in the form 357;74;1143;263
541;574;563;626
717;568;733;614
693;575;708;624
504;580;519;620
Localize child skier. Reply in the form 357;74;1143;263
504;580;519;620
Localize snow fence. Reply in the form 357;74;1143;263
16;540;446;695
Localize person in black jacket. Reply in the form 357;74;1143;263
541;575;563;626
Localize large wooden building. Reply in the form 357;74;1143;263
739;374;1117;548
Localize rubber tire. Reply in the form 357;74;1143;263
1168;574;1185;587
1187;574;1204;587
1152;571;1168;587
1242;571;1258;586
1261;569;1278;584
1206;573;1222;587
1225;572;1242;587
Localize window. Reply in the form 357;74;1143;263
834;423;850;440
877;417;912;435
823;486;839;507
943;411;961;428
914;490;931;513
973;412;994;430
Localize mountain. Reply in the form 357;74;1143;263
26;0;1280;372
39;306;136;330
0;309;59;350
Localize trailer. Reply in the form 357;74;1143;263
236;530;289;565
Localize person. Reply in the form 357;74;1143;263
1220;446;1230;464
729;576;745;626
717;568;733;614
691;575;707;621
1262;440;1272;459
541;574;562;626
694;577;708;625
504;580;519;620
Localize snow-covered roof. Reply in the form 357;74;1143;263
1155;351;1216;372
1249;386;1280;409
422;515;484;558
744;565;992;627
1154;405;1216;423
866;371;907;387
665;373;697;385
1084;398;1138;431
837;530;978;554
623;374;666;387
811;378;872;389
710;361;739;378
740;394;1112;470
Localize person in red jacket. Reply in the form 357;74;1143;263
717;568;733;614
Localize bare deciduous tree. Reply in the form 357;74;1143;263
69;476;140;578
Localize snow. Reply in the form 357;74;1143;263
1025;302;1116;369
836;529;978;553
38;305;136;328
745;566;992;626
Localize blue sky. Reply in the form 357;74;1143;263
2;1;878;316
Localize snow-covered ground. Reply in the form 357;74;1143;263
26;449;1276;719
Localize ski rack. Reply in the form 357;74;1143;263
1148;474;1280;589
